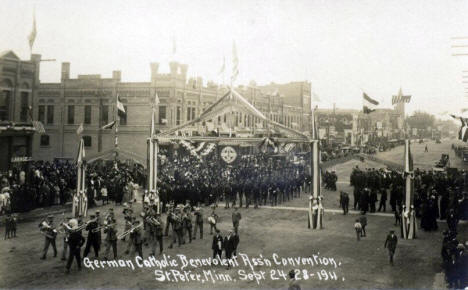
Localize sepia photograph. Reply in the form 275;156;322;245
0;0;467;289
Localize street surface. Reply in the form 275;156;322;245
1;143;465;289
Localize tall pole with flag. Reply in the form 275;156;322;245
147;92;160;213
309;106;323;229
402;139;416;239
73;138;87;217
229;41;239;138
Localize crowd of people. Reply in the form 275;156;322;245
156;148;307;209
349;165;468;287
0;160;145;215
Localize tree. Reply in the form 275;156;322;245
406;111;435;130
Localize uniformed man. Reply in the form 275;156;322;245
232;206;242;235
183;206;193;243
193;205;204;240
39;215;57;259
168;209;183;249
149;212;163;256
83;214;100;258
123;208;134;254
104;214;118;260
384;230;398;265
65;218;85;274
130;220;143;258
60;216;72;261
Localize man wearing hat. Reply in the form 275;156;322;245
384;230;398;265
65;219;85;274
150;212;163;256
231;206;242;235
61;216;73;261
83;215;100;258
104;213;118;260
39;215;57;260
130;220;143;258
193;204;204;240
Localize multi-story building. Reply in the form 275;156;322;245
33;60;313;161
0;51;41;171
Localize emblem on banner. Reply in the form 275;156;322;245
220;146;237;163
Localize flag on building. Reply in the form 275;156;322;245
116;95;126;117
28;9;37;51
154;92;160;107
76;123;84;135
101;121;116;130
451;114;468;142
392;88;412;105
231;41;239;83
458;117;468;142
363;92;379;114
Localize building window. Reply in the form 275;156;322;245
47;105;54;124
20;92;29;122
0;90;11;121
102;105;109;125
40;135;50;147
84;105;92;124
83;136;92;147
38;105;45;123
176;106;181;125
159;106;167;124
67;105;75;124
120;106;127;125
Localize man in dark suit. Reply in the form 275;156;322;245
66;219;85;274
224;230;236;269
83;215;99;258
232;206;242;234
384;230;398;265
339;191;349;215
212;230;223;259
130;220;143;258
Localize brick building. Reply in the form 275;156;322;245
33;60;313;161
0;51;41;171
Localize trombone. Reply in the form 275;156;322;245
92;221;116;233
117;223;142;240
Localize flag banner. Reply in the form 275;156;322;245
311;108;318;139
363;92;379;114
392;88;412;105
28;11;37;50
218;56;225;75
200;143;216;156
101;121;116;130
76;123;84;135
116;95;126;116
154;92;160;106
32;121;45;134
232;41;239;82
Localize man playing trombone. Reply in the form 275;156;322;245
39;215;57;260
65;219;85;274
103;213;118;260
83;214;100;258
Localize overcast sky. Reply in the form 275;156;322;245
1;0;468;116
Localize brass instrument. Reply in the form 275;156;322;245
117;223;142;240
75;218;98;232
92;221;116;233
146;216;161;227
40;221;57;239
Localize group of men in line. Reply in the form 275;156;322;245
37;195;243;274
156;150;307;210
